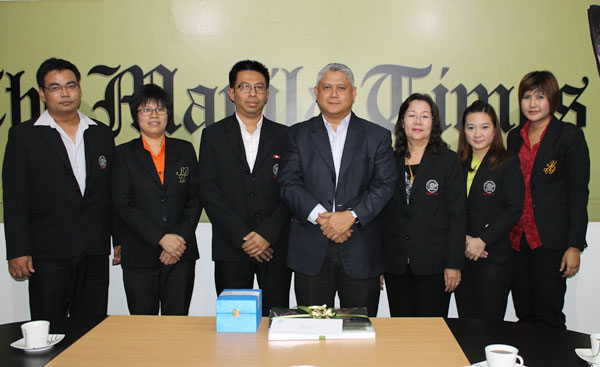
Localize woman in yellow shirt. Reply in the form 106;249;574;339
454;100;524;320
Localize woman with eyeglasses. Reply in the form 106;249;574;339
507;71;590;329
379;93;466;317
453;100;524;321
112;84;201;315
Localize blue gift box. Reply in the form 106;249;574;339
216;289;262;333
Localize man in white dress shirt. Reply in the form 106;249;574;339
198;60;291;315
2;57;115;320
278;63;396;316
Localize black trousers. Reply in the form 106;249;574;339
29;254;109;320
385;265;450;317
455;260;511;321
511;237;567;329
215;253;292;317
123;260;196;316
294;243;381;317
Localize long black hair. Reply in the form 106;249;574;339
393;93;447;156
457;100;509;170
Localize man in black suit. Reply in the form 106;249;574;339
198;60;291;316
278;63;396;316
2;58;115;320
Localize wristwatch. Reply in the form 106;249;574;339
348;208;361;228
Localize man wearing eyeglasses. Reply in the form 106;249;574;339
198;60;291;315
2;57;115;320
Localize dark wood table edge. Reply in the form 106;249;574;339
0;316;106;367
445;317;591;367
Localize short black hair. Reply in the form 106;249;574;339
129;84;172;129
518;70;560;114
228;60;270;88
36;58;81;88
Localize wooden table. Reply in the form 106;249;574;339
47;315;469;366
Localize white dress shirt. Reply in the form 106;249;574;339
307;112;351;224
34;110;96;196
236;112;263;173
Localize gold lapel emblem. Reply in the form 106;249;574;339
543;160;557;175
176;167;189;183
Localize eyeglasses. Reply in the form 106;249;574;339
236;83;267;94
404;113;432;122
137;107;168;116
43;83;80;93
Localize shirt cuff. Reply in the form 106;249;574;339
308;204;328;225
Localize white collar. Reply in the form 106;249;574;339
34;110;97;128
235;112;263;134
322;111;351;129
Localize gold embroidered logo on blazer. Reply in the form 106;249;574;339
176;167;189;183
543;160;557;175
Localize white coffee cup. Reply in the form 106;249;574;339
21;320;50;348
590;333;600;363
485;344;524;367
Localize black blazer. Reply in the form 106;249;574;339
464;154;524;264
3;114;114;260
380;147;466;275
198;115;290;262
278;113;397;278
112;137;201;268
507;117;590;251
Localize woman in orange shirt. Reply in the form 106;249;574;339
112;84;201;315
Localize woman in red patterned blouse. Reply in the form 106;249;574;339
506;71;590;329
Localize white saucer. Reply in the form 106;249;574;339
468;361;527;367
10;334;65;352
575;348;600;365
